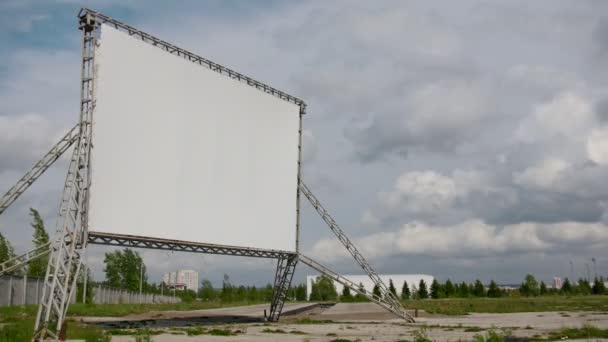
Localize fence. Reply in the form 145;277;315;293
0;275;180;306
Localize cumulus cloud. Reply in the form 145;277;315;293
515;92;594;143
513;158;571;189
586;127;608;165
361;169;506;226
310;219;608;262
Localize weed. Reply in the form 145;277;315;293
294;318;334;324
185;326;207;336
464;326;484;332
208;328;242;336
262;328;287;334
474;327;512;342
547;324;608;340
413;327;432;342
290;330;308;334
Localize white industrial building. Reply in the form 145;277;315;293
306;274;434;300
162;270;199;292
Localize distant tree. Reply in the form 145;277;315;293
199;279;216;301
0;233;16;273
473;279;486;297
247;286;259;302
561;278;573;294
263;284;274;301
539;281;548;295
221;274;234;302
444;279;455;298
372;284;382;299
28;208;50;277
519;274;539;297
401;281;411;300
103;248;147;291
487;280;501;298
310;275;338;301
341;285;353;302
577;278;592;295
430;279;442;299
418;279;429;299
295;284;307;301
593;278;607;295
236;285;247;301
355;282;368;302
76;268;94;303
458;282;469;297
178;289;197;302
388;279;397;298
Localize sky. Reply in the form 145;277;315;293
1;0;608;288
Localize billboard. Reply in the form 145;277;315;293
88;24;300;252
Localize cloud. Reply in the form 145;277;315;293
515;92;594;144
586;127;608;165
0;113;67;172
310;219;608;262
513;158;571;189
361;169;508;227
345;80;491;161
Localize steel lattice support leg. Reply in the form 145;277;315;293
268;255;297;321
33;13;97;341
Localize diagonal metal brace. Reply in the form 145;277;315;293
0;123;79;216
0;242;51;276
299;182;407;317
299;254;415;322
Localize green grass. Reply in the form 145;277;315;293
292;318;335;324
473;328;512;342
208;328;242;336
67;300;265;317
464;326;485;332
0;301;266;322
402;296;608;315
543;324;608;341
0;318;109;342
261;328;287;333
289;329;307;334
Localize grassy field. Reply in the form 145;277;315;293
1;297;608;341
401;296;608;315
0;301;264;342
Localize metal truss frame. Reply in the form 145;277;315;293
87;232;297;260
77;8;305;108
268;254;298;321
32;12;97;340
0;123;79;216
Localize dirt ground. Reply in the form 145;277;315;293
84;303;608;341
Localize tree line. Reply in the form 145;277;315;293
308;274;608;302
3;212;605;303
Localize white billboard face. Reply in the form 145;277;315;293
88;24;300;251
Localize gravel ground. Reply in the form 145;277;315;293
85;303;608;341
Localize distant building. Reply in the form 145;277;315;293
553;277;563;290
162;270;199;292
306;274;434;300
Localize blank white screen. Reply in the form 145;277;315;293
88;24;300;251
